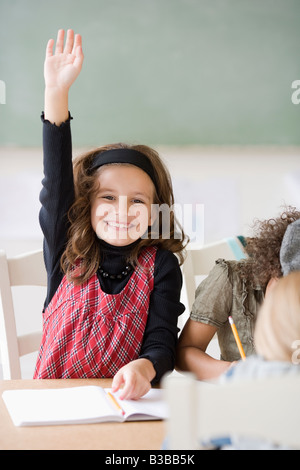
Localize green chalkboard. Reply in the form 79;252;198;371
0;0;299;147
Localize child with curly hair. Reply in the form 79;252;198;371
176;207;300;380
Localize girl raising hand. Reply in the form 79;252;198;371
34;30;186;400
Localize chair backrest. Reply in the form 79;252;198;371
182;237;247;314
164;373;300;450
0;249;46;379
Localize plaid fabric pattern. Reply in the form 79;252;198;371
34;247;157;378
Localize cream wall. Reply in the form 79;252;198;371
1;146;300;256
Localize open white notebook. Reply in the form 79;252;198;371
2;386;168;427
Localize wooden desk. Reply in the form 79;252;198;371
0;379;166;450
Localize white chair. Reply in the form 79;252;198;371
181;237;247;315
0;249;46;379
164;373;300;450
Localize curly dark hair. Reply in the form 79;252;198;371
238;206;300;289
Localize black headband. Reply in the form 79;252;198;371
90;148;158;189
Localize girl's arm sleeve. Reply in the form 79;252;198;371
190;259;233;328
139;250;185;383
39;113;75;307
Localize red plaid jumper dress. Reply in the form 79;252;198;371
34;246;157;379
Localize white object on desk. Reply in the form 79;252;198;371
2;385;168;426
164;373;300;450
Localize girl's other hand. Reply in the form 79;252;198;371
44;29;84;92
111;359;156;400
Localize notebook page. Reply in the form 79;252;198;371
106;388;168;420
2;386;119;426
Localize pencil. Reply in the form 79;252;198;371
228;316;246;361
106;391;125;416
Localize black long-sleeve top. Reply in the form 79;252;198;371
39;114;185;383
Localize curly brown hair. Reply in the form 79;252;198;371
238;206;300;289
61;142;188;284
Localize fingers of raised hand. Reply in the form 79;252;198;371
45;38;55;58
51;29;80;57
54;29;65;54
64;29;75;55
73;33;82;55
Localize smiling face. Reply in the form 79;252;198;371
90;164;155;246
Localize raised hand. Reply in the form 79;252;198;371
44;29;84;124
44;29;83;90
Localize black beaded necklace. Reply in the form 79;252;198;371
98;264;133;280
